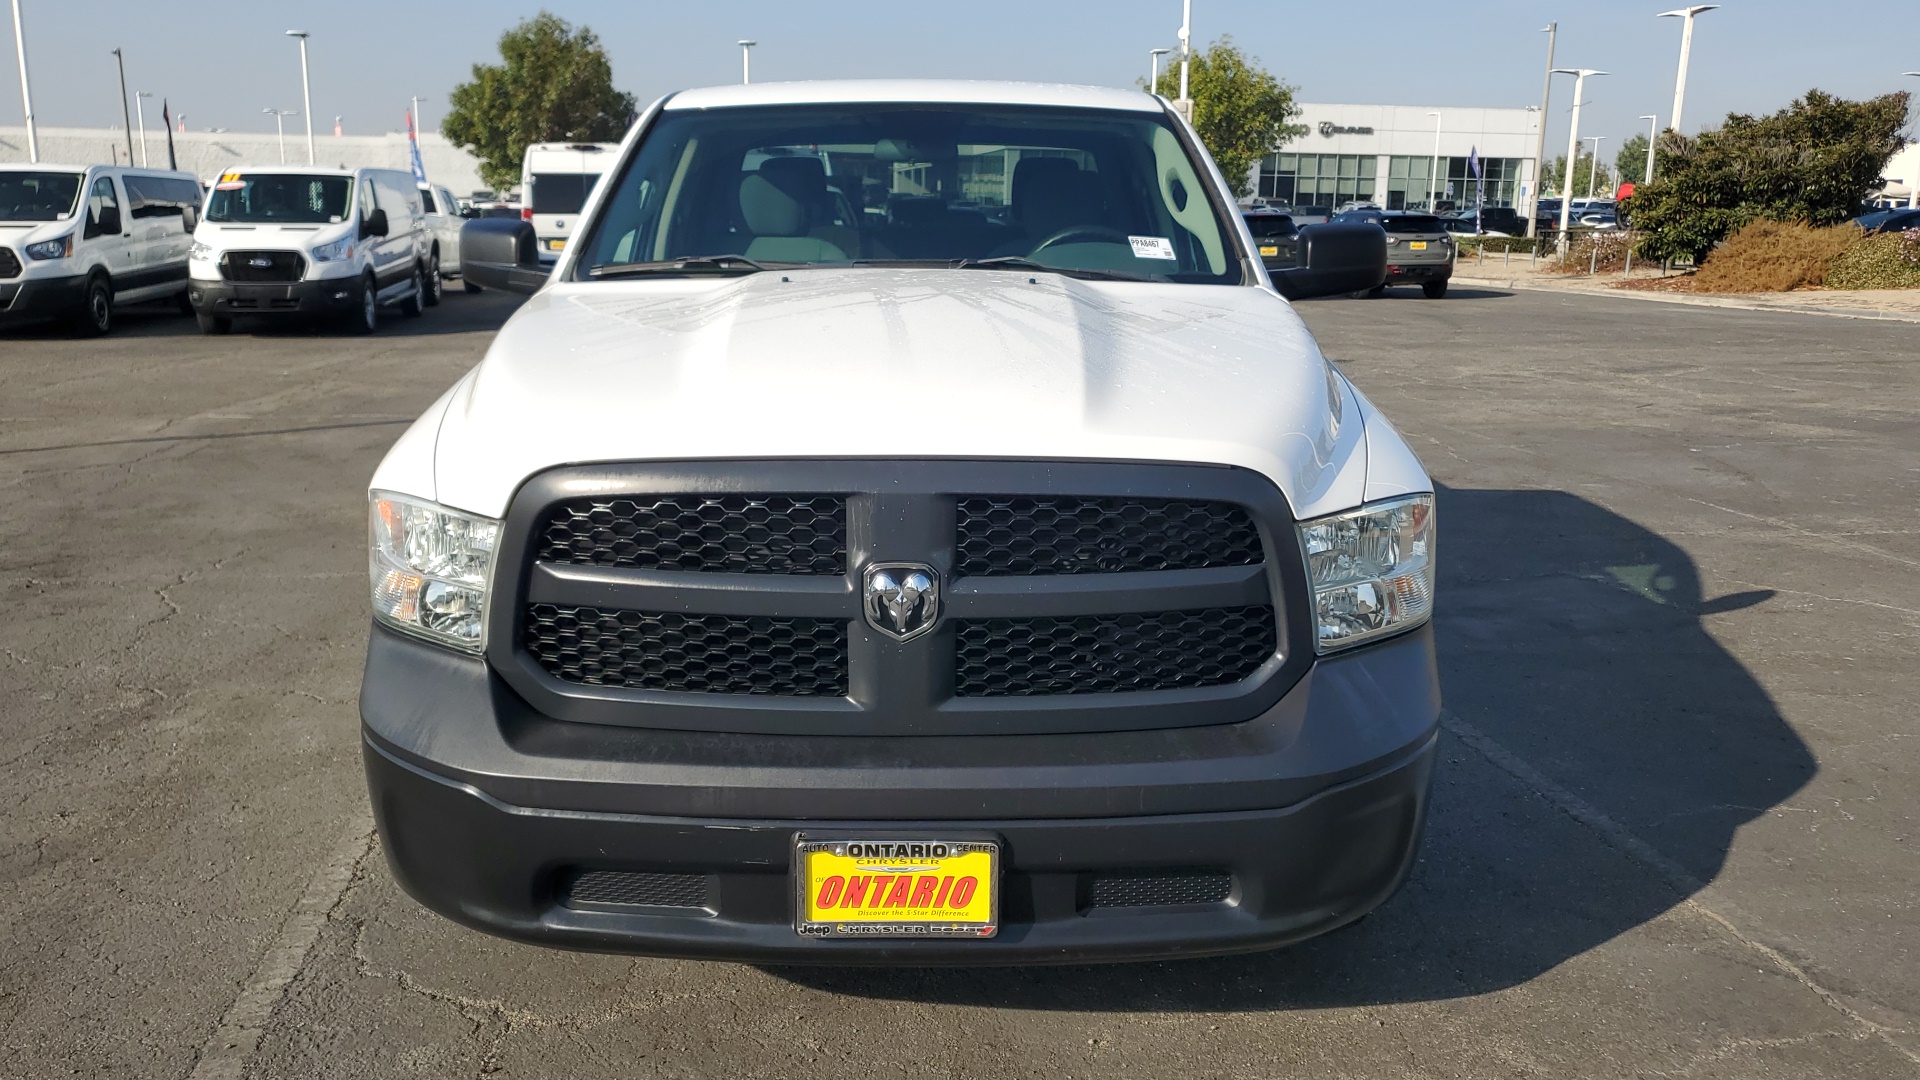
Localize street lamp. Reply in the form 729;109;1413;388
1427;112;1442;211
1148;47;1171;93
263;107;296;164
111;48;133;165
1526;23;1557;236
1176;0;1192;118
285;30;314;164
1551;68;1607;252
10;0;36;162
135;90;152;166
1638;114;1658;184
1657;6;1717;134
737;40;755;85
1583;135;1606;199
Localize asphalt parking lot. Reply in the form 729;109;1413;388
2;284;1916;1079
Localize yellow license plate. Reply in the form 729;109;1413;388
796;839;998;938
545;238;567;251
1259;245;1279;256
1409;241;1428;250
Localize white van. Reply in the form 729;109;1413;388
186;166;434;334
0;163;203;335
520;143;615;261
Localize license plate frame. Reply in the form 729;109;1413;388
1409;240;1429;250
793;836;1000;939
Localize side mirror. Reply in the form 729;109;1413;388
88;206;122;238
362;208;389;238
1269;222;1388;300
459;217;548;295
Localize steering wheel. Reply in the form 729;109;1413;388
1029;224;1131;255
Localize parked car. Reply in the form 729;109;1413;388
1289;204;1333;226
1243;209;1299;269
1442;207;1523;236
0;163;203;335
418;182;466;290
373;79;1424;965
1332;210;1454;297
521;142;616;261
1334;200;1381;214
1854;207;1920;234
187;166;434;334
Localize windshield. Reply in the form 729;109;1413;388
1244;214;1296;238
0;171;84;222
530;173;601;215
205;173;354;224
574;103;1242;284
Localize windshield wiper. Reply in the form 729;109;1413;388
588;254;784;278
948;256;1150;282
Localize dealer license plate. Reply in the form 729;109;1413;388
1409;241;1428;250
1259;245;1279;257
544;238;567;252
794;838;998;938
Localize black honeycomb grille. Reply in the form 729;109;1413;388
539;495;845;575
0;247;20;279
955;496;1262;576
562;870;710;910
954;607;1275;696
524;604;848;695
219;250;305;283
1088;871;1233;909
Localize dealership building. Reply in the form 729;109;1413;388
1249;102;1544;212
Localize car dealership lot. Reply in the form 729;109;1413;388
1;289;1916;1078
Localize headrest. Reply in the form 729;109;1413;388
740;157;829;237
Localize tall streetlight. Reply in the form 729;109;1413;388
1583;135;1606;198
737;40;755;85
1148;47;1170;93
1658;6;1717;134
1552;68;1607;252
410;94;428;135
1526;23;1557;236
135;90;152;166
263;107;296;163
1426;112;1442;211
1638;114;1658;184
1176;0;1192;118
285;30;314;164
110;48;133;165
11;0;36;162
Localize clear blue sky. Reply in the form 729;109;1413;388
4;1;1914;171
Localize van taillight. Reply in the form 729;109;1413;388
521;207;533;221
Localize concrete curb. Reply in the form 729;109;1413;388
1450;274;1920;324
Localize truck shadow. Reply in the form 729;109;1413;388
769;484;1811;1009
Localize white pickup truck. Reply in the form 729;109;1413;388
361;80;1433;965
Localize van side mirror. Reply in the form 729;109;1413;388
362;208;389;238
88;206;121;239
1269;222;1389;300
459;217;548;295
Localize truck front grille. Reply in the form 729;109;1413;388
539;494;845;575
956;496;1261;576
524;604;849;695
1086;871;1233;909
561;870;712;911
219;250;305;283
955;607;1276;696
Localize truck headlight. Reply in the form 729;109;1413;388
24;233;72;260
1298;493;1435;653
189;240;214;261
368;491;499;653
311;234;355;262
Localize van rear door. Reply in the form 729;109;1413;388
525;145;608;259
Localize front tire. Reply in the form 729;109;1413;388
1422;279;1449;299
73;274;113;337
423;251;443;307
195;312;232;335
342;272;377;335
400;264;425;318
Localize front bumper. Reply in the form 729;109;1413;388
0;272;87;327
362;621;1441;964
188;275;359;318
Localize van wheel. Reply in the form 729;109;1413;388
400;264;426;318
342;272;377;335
423;251;443;307
73;274;113;337
1422;279;1449;299
195;312;232;335
462;277;483;294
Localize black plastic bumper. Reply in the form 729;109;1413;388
361;622;1440;964
0;273;86;327
188;276;359;317
1386;261;1451;281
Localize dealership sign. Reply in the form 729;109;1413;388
1319;121;1375;137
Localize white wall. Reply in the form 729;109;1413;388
0;125;489;196
1879;141;1918;202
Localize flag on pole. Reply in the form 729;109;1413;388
407;108;428;188
1468;146;1485;231
162;99;178;171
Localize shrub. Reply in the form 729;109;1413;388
1826;228;1920;289
1560;229;1634;274
1459;235;1541;255
1692;220;1859;292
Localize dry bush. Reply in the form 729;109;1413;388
1826;229;1920;290
1693;220;1859;292
1560;230;1633;274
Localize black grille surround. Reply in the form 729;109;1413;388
0;246;20;280
957;496;1261;576
539;494;845;574
561;870;713;912
487;461;1312;738
219;250;305;283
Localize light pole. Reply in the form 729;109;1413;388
1552;68;1606;254
135;90;152;165
411;94;427;136
1426;112;1442;211
263;107;296;163
286;30;314;164
1583;135;1606;198
1148;47;1170;93
11;0;36;162
1526;22;1556;236
111;47;133;165
1638;114;1658;184
1658;6;1717;134
737;40;755;85
1176;0;1192;118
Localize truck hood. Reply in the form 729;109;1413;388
431;269;1369;520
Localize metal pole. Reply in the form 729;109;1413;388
1584;136;1605;199
1177;0;1191;115
1639;114;1658;184
1553;69;1606;261
1427;112;1441;211
1659;6;1717;133
287;31;314;164
135;91;152;166
1149;48;1170;93
737;40;755;85
1526;23;1555;237
11;0;37;162
112;48;133;165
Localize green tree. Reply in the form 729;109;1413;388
1543;152;1612;197
1148;37;1305;199
442;12;637;190
1615;133;1653;186
1627;89;1912;264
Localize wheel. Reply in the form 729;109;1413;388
399;264;426;318
195;312;232;335
423;251;443;307
72;273;113;337
342;272;377;334
1422;279;1449;299
462;277;483;294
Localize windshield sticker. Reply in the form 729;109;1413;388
1128;235;1178;261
